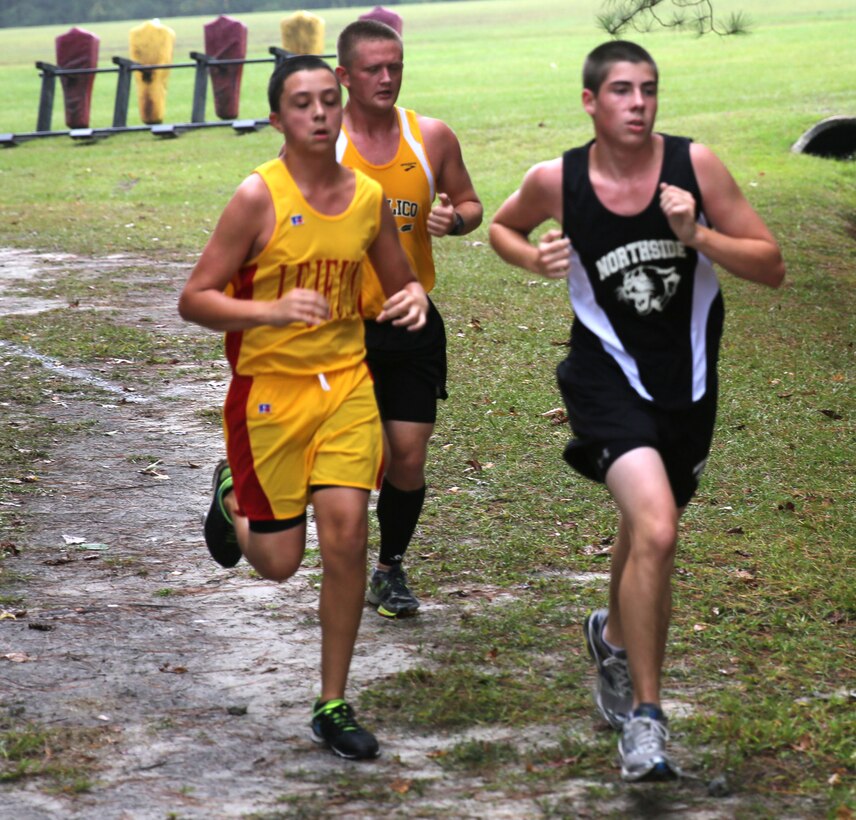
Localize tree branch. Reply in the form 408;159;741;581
598;0;752;37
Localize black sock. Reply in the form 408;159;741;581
376;479;425;567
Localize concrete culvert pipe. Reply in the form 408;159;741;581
792;116;856;159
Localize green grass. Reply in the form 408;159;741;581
0;0;854;814
0;723;105;792
0;308;221;365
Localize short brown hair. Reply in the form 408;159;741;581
337;19;403;68
583;40;657;94
268;55;338;114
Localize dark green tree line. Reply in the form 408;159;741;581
1;0;748;34
0;0;400;29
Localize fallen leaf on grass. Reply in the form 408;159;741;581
791;734;813;752
581;543;613;556
540;406;569;425
834;799;853;820
389;779;411;795
819;409;843;420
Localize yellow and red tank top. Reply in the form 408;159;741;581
225;158;383;377
336;106;436;318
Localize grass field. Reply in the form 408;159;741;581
0;0;854;815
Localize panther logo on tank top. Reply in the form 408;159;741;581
616;264;681;315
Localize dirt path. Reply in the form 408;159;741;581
0;250;753;818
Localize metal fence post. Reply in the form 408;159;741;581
189;51;210;123
34;61;58;132
112;56;134;128
268;46;294;68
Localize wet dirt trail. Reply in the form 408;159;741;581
0;249;750;819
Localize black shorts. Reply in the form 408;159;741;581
365;298;448;424
557;355;717;508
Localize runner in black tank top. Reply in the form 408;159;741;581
489;40;784;782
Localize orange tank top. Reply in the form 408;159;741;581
337;107;436;318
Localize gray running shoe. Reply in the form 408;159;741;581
619;703;681;782
367;565;420;618
584;608;633;729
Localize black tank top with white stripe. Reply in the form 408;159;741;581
561;134;724;410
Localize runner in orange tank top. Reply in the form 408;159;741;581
335;20;483;619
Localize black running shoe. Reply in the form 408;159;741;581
310;699;380;760
367;565;420;618
203;459;241;568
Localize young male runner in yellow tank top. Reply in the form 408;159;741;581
179;56;427;760
335;20;483;617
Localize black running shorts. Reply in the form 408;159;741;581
365;298;448;425
557;355;717;508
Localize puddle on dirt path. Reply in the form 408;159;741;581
0;339;148;402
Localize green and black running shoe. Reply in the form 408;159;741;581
203;459;241;568
367;565;420;618
310;699;380;760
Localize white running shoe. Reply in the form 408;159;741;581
619;704;681;782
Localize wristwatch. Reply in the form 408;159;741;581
449;212;465;236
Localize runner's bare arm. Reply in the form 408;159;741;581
659;143;785;288
370;202;428;331
489;158;571;278
178;175;330;330
420;117;483;237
